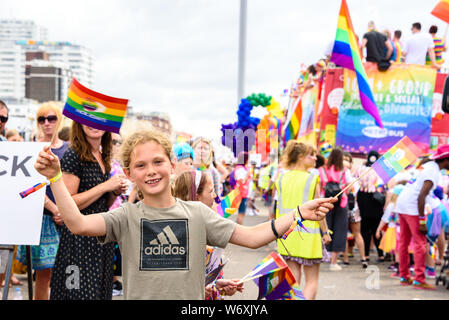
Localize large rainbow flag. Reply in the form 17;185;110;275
216;188;242;218
283;96;302;142
371;136;422;184
63;78;128;133
330;0;383;128
432;0;449;23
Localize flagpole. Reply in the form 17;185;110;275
334;167;373;198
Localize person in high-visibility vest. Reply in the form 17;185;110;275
275;141;332;300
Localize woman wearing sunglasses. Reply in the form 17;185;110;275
17;102;68;299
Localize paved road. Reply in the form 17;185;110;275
3;200;449;300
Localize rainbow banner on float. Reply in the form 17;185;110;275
63;78;128;133
336;64;436;154
371;136;422;184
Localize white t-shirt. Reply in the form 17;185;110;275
404;32;434;65
395;161;442;216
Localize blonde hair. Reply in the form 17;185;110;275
191;137;213;167
121;129;173;170
36;102;63;135
283;140;316;168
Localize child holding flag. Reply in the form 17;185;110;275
33;129;336;300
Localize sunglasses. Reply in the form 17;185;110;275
0;116;7;123
112;139;122;146
37;115;58;124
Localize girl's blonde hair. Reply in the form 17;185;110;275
121;129;174;170
283;140;316;168
36;102;63;135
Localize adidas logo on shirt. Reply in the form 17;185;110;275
140;219;189;270
145;226;186;255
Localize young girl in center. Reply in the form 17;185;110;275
173;170;243;299
34;129;335;300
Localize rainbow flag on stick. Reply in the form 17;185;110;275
216;188;242;218
432;0;449;23
371;136;422;184
63;78;128;133
241;252;295;300
330;0;383;128
283;96;302;142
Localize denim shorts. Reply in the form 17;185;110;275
238;198;249;214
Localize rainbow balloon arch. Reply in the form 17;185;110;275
221;93;285;162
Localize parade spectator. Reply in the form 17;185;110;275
342;152;368;268
360;21;393;66
192;137;222;196
16;103;68;300
319;147;349;271
173;170;244;299
403;22;440;69
395;145;449;290
58;126;71;142
172;142;195;176
426;25;447;66
274;141;331;300
49;122;127;300
393;30;403;62
6;129;23;141
233;151;252;225
357;150;385;264
33;129;335;299
0;100;8;140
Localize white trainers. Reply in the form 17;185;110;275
329;264;342;271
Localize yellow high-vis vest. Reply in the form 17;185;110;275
275;170;322;259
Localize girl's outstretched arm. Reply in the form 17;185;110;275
34;146;106;236
229;197;335;249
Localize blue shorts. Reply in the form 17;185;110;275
238;198;249;214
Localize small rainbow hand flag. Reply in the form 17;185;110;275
216;188;242;218
371;136;422;184
243;252;295;300
63;78;128;134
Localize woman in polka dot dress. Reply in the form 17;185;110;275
49;122;128;300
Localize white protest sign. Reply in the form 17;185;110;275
0;142;47;245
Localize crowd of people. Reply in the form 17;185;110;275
1;17;449;298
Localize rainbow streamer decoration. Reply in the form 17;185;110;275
63;78;128;134
330;0;383;128
19;181;47;199
432;0;449;23
283;96;302;142
371;136;422;184
246;252;295;300
216;188;242;218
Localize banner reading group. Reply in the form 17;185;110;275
336;64;436;153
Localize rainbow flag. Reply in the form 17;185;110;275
281;283;306;300
371;136;422;184
330;0;383;128
63;78;128;133
216;188;242;218
432;0;449;23
283;96;302;142
247;252;295;300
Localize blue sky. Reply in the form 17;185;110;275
1;0;447;140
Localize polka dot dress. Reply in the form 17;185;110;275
50;147;114;300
